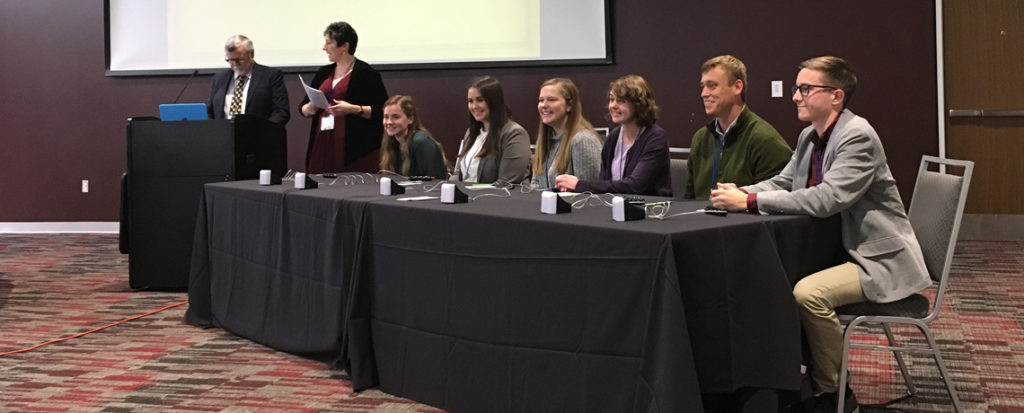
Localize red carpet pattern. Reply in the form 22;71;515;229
847;240;1024;412
1;234;1022;412
0;234;443;412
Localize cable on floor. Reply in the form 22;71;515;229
0;300;188;357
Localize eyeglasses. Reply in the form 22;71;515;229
225;57;248;64
791;84;836;97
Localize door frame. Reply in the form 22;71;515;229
935;0;946;160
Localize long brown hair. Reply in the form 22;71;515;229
379;95;449;175
460;76;511;159
533;78;595;175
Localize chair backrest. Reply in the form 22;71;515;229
670;158;688;199
906;156;973;317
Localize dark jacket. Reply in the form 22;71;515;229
300;59;388;165
388;131;449;180
577;124;672;196
207;62;290;125
453;121;532;185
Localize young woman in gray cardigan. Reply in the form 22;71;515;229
531;78;603;190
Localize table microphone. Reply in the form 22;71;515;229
612;196;646;221
541;191;571;214
172;70;200;104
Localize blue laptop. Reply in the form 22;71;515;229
159;103;209;121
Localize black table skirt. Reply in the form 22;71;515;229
185;179;381;362
186;179;844;412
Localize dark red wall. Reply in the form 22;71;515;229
0;0;937;221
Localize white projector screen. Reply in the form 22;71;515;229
105;0;611;75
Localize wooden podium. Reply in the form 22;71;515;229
121;115;286;290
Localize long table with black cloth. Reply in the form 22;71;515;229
185;176;844;413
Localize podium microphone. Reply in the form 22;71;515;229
172;70;200;104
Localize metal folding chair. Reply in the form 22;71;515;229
835;155;973;412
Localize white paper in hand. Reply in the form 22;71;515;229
299;75;330;109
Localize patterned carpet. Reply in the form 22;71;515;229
0;234;1021;412
0;234;442;413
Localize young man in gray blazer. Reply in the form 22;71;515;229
710;56;930;412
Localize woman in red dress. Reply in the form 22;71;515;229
299;21;388;174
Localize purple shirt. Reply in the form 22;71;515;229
807;117;839;188
610;134;634;181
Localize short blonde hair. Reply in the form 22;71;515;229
701;55;747;101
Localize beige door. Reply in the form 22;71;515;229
944;0;1024;214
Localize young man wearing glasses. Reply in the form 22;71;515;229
207;34;290;126
687;55;791;199
710;56;930;412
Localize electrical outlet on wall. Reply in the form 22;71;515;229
82;180;89;193
771;81;783;98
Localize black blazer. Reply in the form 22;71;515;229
300;59;388;165
207;63;290;125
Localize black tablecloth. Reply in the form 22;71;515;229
186;179;844;412
185;178;381;362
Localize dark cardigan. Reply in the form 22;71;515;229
576;124;672;196
300;59;388;166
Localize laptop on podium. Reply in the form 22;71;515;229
159;103;209;121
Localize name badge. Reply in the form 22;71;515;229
320;114;335;131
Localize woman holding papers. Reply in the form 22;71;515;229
299;21;388;174
452;76;532;185
379;95;449;179
530;78;602;190
554;75;672;196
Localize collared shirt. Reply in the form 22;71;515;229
746;114;839;213
710;113;740;188
807;116;839;188
223;71;252;119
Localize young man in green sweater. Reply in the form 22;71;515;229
686;55;792;199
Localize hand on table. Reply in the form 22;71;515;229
710;183;748;212
554;174;578;192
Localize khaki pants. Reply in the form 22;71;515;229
793;262;867;393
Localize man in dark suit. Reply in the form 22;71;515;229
207;34;290;125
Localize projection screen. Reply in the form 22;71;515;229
105;0;612;76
